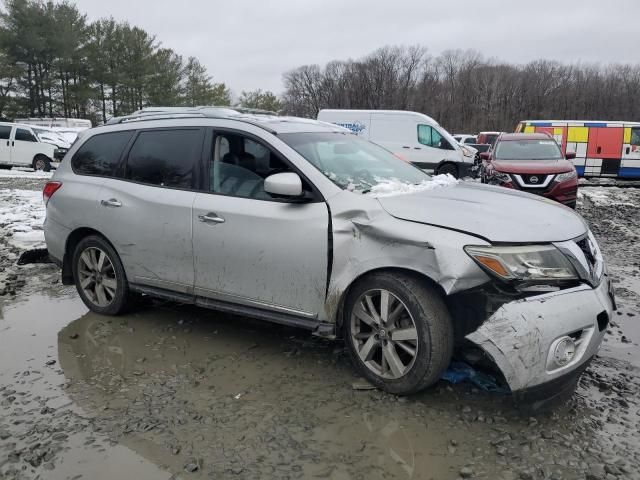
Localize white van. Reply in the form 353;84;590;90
0;122;59;171
317;110;473;177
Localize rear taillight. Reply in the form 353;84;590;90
43;181;62;204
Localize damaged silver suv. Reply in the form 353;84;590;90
44;108;615;398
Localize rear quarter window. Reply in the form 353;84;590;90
72;131;134;176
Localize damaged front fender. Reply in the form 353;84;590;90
323;191;490;322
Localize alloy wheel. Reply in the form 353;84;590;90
77;247;117;307
34;158;46;170
350;289;419;379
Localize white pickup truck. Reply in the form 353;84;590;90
0;122;60;171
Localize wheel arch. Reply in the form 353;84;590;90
61;227;116;285
435;160;459;176
331;266;447;337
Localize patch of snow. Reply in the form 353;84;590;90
0;189;46;250
579;188;636;207
0;168;53;179
367;174;459;198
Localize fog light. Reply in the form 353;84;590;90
553;336;576;367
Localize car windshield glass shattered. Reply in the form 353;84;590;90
279;132;430;193
495;139;563;160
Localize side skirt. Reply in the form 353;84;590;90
129;283;336;337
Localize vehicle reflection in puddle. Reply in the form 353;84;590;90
57;300;469;479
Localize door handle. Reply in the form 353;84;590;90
414;147;421;150
596;146;602;155
626;147;630;155
100;198;122;208
5;140;8;147
198;212;225;224
402;146;410;149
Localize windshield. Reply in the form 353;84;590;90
280;132;429;193
494;139;563;160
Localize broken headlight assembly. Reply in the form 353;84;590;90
464;244;579;284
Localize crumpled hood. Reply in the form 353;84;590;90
376;181;587;243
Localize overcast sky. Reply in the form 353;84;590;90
78;0;639;95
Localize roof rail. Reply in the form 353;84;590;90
105;107;280;134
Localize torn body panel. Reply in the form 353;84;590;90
465;276;614;392
323;190;490;323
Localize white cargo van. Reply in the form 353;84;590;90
0;122;59;171
317;110;473;177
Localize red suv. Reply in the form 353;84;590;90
480;133;578;208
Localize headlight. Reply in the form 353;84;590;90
464;244;579;282
488;172;511;184
555;170;577;183
460;145;474;158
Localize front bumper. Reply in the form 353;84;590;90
465;276;614;392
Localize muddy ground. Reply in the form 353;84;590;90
0;174;639;480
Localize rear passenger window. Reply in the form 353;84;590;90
124;129;201;189
0;126;11;140
72;131;134;176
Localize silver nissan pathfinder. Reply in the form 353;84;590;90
43;107;615;398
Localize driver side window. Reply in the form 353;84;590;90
417;124;452;150
209;132;294;200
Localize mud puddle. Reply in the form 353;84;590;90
2;290;640;479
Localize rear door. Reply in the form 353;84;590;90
192;128;328;318
0;125;11;164
98;127;204;293
12;127;42;167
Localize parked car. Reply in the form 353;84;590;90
477;131;503;146
480;133;578;208
0;122;60;171
44;108;614;399
317;109;474;178
33;126;71;156
453;134;477;145
516;119;640;178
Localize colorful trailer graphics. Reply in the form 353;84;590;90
516;120;640;178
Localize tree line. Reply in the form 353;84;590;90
0;0;282;124
282;46;640;133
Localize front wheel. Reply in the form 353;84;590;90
33;155;51;172
344;272;454;395
72;235;132;315
436;163;458;178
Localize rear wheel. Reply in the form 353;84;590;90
72;235;132;315
33;155;51;172
436;162;458;178
344;272;454;395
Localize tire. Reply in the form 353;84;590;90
0;165;11;170
72;235;132;315
436;163;458;178
33;155;51;172
343;271;454;395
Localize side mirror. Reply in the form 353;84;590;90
565;152;576;160
480;152;491;160
264;172;303;198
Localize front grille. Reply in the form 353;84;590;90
521;174;549;185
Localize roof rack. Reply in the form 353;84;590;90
105;106;280;134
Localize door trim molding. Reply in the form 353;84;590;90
194;286;317;319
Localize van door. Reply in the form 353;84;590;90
12;127;45;167
587;126;623;175
0;125;11;165
369;114;419;161
413;123;454;170
621;126;640;177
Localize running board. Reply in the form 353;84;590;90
129;284;336;336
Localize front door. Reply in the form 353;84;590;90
0;125;11;164
12;127;41;167
98;127;204;293
192;129;329;318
